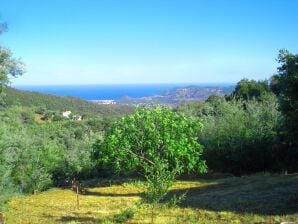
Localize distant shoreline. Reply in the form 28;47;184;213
13;82;235;87
12;83;235;101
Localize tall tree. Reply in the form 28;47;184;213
0;22;24;102
270;50;298;170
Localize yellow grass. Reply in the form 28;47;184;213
3;174;298;224
34;114;47;124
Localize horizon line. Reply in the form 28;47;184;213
12;82;236;87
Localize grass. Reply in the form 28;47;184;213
2;174;298;224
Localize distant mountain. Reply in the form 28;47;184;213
4;87;134;117
162;85;234;99
117;85;234;105
4;85;235;112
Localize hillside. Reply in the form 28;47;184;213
4;87;134;117
162;85;234;98
3;174;298;224
118;85;234;105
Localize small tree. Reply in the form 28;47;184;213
100;106;206;221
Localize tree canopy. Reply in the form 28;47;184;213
100;106;207;175
270;50;298;170
230;78;271;101
0;22;24;101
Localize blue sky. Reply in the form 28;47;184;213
0;0;297;85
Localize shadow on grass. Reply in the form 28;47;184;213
167;174;298;216
84;190;140;197
82;174;298;216
56;216;102;223
42;214;103;224
81;178;138;188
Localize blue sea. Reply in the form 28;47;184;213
14;83;233;100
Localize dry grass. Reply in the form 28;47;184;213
34;114;47;124
3;174;298;224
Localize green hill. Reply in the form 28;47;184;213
3;87;134;117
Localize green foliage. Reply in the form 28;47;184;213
178;93;283;174
0;23;24;103
270;49;298;171
20;109;35;124
4;87;133;118
99;106;206;217
101;106;206;175
175;101;210;117
0;106;106;195
184;51;296;173
143;160;177;205
166;191;187;208
229;78;271;101
112;207;135;223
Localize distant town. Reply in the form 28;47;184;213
89;100;117;105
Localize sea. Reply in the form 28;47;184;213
13;83;234;101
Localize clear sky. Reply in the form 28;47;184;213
0;0;297;85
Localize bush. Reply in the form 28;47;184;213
198;94;283;174
0;106;102;194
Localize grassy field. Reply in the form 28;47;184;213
2;174;298;224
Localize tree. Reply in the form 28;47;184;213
270;49;298;171
229;78;271;101
197;95;283;174
0;22;24;102
101;106;206;175
100;106;206;200
99;106;206;222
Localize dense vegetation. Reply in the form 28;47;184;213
0;107;99;193
3;87;133;118
178;93;283;174
1;50;297;193
174;53;298;175
228;79;271;101
0;21;297;222
270;50;298;171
